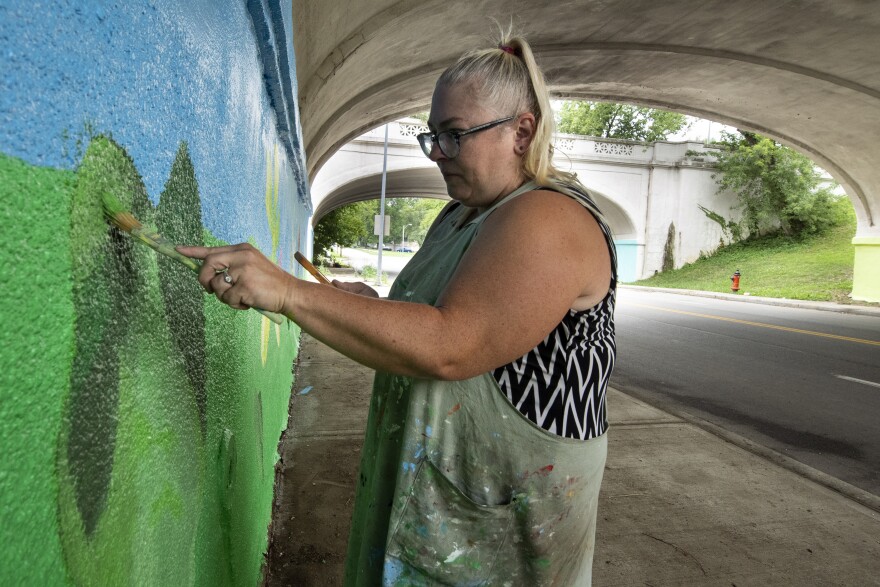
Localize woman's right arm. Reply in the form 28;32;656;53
178;189;608;381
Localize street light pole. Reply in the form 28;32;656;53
402;223;412;248
376;124;389;285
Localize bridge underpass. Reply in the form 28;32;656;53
294;0;880;302
269;4;880;583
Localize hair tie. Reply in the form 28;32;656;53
499;44;516;55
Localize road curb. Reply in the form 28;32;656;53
620;284;880;317
610;387;880;515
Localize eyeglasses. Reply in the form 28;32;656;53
417;116;515;159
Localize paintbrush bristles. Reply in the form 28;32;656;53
106;210;142;233
101;191;142;233
100;191;128;215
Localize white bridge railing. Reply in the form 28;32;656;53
358;119;716;165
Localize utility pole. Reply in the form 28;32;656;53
376;123;389;286
402;223;412;248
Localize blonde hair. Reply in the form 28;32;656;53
437;25;578;192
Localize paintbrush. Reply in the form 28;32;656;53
101;192;284;324
294;251;332;285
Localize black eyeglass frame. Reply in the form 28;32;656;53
417;115;515;159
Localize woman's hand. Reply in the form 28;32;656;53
331;280;380;298
176;243;295;314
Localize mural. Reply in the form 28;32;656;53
0;1;310;584
0;132;300;584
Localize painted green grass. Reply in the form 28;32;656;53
1;153;73;585
635;212;869;304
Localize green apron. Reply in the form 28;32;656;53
344;181;608;586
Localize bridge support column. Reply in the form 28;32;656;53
851;236;880;302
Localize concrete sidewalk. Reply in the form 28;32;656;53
620;284;880;317
265;335;880;586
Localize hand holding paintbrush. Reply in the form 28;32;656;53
101;192;285;324
294;251;382;297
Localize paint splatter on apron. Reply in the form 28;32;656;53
344;182;609;586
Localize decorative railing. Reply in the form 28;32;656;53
593;141;634;156
554;138;575;151
357;124;712;164
398;122;429;137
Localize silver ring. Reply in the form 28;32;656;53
223;272;233;284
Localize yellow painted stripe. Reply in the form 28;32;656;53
630;303;880;347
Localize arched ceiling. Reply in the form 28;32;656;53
312;166;449;222
293;0;880;234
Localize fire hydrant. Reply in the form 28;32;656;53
730;270;741;292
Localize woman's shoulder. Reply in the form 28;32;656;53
500;186;599;225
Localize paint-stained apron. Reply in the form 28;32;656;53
343;182;608;586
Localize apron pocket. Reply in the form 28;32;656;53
386;458;516;584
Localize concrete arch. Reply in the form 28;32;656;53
294;1;880;299
316;166;642;280
316;160;638;238
575;185;641;283
313;166;448;222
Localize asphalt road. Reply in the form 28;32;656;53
612;287;880;496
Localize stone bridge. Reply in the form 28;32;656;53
312;119;739;283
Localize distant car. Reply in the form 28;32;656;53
382;245;392;251
395;247;414;253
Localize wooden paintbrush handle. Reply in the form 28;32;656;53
294;251;332;285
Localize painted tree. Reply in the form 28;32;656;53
66;135;150;537
557;101;688;142
157;142;207;433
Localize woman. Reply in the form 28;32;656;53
180;29;616;587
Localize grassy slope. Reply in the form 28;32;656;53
635;214;868;304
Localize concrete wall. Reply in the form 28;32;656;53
0;1;309;584
562;139;740;280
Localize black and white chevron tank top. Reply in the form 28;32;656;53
492;182;617;440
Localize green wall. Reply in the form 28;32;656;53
1;137;299;584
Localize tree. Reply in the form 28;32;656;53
557;101;688;142
711;131;844;238
312;203;370;260
313;197;448;259
384;197;447;244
